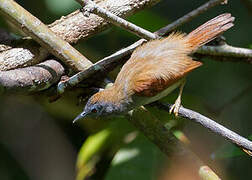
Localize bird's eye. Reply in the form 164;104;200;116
91;108;97;113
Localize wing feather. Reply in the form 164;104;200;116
114;32;202;97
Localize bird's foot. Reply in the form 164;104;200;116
169;79;185;117
169;97;181;117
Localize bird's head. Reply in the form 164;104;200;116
73;90;124;123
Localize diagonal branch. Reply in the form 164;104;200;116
0;0;92;72
57;39;145;94
79;0;158;40
50;0;161;42
157;0;228;36
154;102;252;156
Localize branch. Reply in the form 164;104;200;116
57;39;146;94
0;39;50;71
197;44;252;63
80;0;228;40
0;0;160;92
78;0;251;64
0;0;161;71
50;0;161;42
157;0;227;36
58;43;252;93
0;59;64;94
2;0;251;94
0;28;50;71
0;0;92;72
154;102;252;156
79;0;158;40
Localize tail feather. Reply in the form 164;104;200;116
186;13;235;50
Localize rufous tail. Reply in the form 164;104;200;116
186;13;234;50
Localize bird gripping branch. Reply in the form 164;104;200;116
74;13;235;122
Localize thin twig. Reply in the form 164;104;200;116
57;39;146;94
154;102;252;156
0;0;92;72
51;0;161;42
157;0;227;36
197;44;252;63
79;0;157;40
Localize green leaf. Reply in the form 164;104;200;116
105;134;167;180
76;118;135;180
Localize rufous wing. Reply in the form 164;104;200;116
132;57;202;97
114;32;202;97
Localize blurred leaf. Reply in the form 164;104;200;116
198;166;221;180
105;134;167;180
76;118;135;180
77;127;112;169
172;130;191;145
44;0;80;15
211;135;252;159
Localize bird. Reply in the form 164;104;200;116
73;13;234;122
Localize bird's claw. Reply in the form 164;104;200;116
169;98;181;117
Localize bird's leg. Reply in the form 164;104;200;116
169;79;186;116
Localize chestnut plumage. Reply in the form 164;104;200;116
73;13;234;122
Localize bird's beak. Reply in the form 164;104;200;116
73;111;88;123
